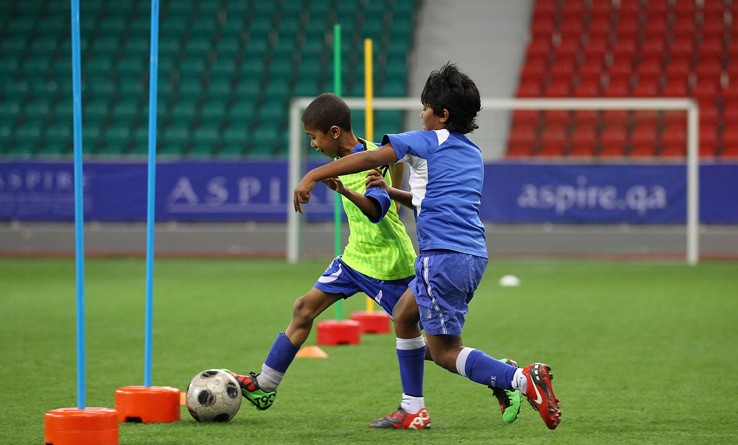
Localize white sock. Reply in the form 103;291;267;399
400;393;425;414
512;368;527;393
257;364;282;392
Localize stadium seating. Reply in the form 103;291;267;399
508;0;738;160
0;0;417;158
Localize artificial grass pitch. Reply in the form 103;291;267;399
2;257;737;444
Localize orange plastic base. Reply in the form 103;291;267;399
44;407;119;445
114;386;181;423
316;320;361;345
350;311;392;334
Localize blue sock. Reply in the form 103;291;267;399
264;332;300;374
397;337;425;397
457;347;516;390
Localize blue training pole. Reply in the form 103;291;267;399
70;0;86;410
144;0;160;388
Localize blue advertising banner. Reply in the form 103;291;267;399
1;160;737;224
482;162;738;224
0;161;332;222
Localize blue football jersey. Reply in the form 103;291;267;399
383;129;487;258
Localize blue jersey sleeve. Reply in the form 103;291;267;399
364;186;391;223
382;130;436;160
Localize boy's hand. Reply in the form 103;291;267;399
322;177;346;195
365;168;388;190
294;177;317;213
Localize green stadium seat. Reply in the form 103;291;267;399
211;59;237;78
85;56;114;75
98;16;127;35
122;36;150;55
160;126;189;154
119;78;146;97
1;36;27;55
185;37;211;55
200;101;227;123
250;126;278;157
104;125;132;147
15;122;43;145
191;126;220;155
222;125;247;149
178;78;203;97
178;57;207;77
265;79;290;99
112;97;140;121
294;77;320;97
117;55;146;75
277;17;301;38
169;99;197;122
216;38;241;57
6;16;36;36
207;77;233;100
0;99;21;121
259;100;287;122
158;36;181;55
267;57;293;82
234;81;260;101
228;102;256;127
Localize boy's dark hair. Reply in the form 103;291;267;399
420;62;481;134
301;92;352;133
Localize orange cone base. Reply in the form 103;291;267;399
350;311;392;334
316;320;361;345
114;386;181;423
296;345;329;358
44;407;119;445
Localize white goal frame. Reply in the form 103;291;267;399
287;97;700;264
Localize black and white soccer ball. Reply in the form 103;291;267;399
185;369;242;422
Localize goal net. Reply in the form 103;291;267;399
287;97;699;264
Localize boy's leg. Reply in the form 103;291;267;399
370;289;431;429
229;288;342;410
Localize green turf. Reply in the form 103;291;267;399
2;258;737;444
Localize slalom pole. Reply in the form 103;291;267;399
70;0;86;410
143;0;160;388
364;38;374;314
333;24;343;320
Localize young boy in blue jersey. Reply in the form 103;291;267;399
294;63;561;430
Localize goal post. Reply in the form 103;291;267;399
287;97;700;264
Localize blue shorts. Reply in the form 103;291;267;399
410;251;488;336
314;257;414;317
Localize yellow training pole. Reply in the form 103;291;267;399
364;38;375;313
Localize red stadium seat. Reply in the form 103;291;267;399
630;123;659;157
569;124;598;157
538;125;568;157
661;122;687;157
544;79;572;97
599;124;628;157
543;110;570;126
602;79;631;97
572;79;601;97
506;123;538;158
669;37;695;60
661;79;689;97
699;124;718;158
516;79;544;97
511;109;541;127
549;59;577;82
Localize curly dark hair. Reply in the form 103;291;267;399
420;62;481;134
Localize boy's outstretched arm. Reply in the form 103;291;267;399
294;144;398;213
322;177;383;222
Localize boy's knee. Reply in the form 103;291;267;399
292;295;315;323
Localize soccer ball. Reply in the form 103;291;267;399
185;369;242;422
